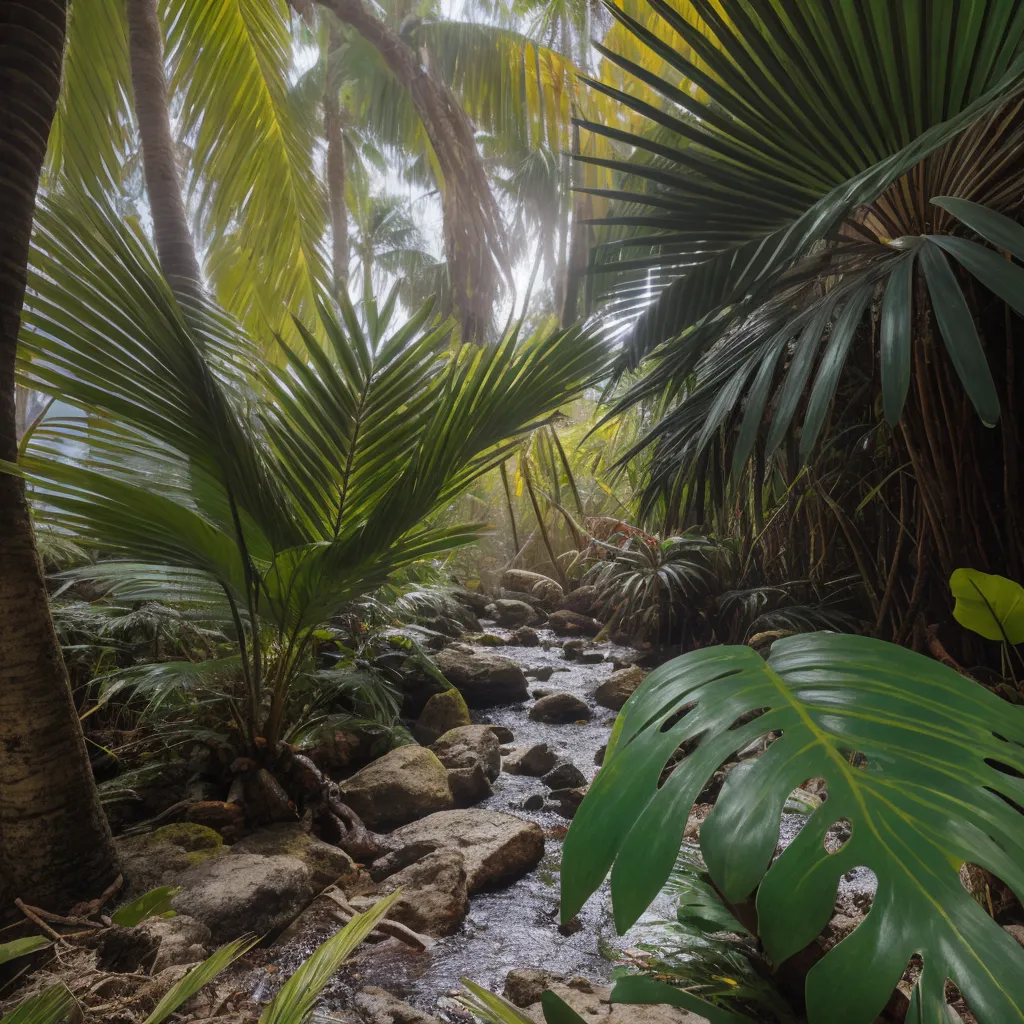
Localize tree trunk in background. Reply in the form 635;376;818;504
324;26;349;294
560;125;590;326
126;0;202;300
317;0;507;342
0;0;120;910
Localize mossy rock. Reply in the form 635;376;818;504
117;823;226;893
413;687;471;745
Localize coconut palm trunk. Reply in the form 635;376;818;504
126;0;202;300
317;0;507;342
0;0;120;909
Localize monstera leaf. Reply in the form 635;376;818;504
951;568;1024;644
561;634;1024;1024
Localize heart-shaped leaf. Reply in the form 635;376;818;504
950;568;1024;644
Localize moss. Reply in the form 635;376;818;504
147;822;224;853
426;687;470;722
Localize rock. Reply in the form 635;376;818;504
556;585;601;616
232;823;359;889
520;794;545;811
509;626;541;647
594;744;606;767
89;925;161;973
577;649;606;665
378;809;544;892
431;725;501;782
531;688;552;700
374;849;469;936
501;570;564;605
171;853;318;942
507;973;709;1023
545;787;587;819
413;688;472;745
337;745;454;829
432;648;530;707
116;823;226;893
526;665;554;681
500;744;516;756
611;651;641;671
136;914;211;972
562;639;585;660
446;764;493;807
548;609;603;637
464;632;506;647
354;986;443;1024
184;800;245;840
443;641;477;656
488;725;515;744
542;762;588;789
451;586;491;618
595;665;647;711
503;744;558;777
529;692;592;724
1006;924;1024;948
492;599;540;627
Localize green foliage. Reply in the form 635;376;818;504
0;985;75;1024
458;980;585;1024
951;568;1024;645
0;938;51;967
562;633;1024;1023
259;891;400;1024
142;935;258;1024
111;886;179;927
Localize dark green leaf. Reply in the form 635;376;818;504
880;252;916;426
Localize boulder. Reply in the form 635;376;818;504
488;725;515;744
136;914;211;973
529;692;592;724
463;632;506;647
451;586;492;618
232;823;360;889
171;853;318;942
594;665;647;711
503;744;558;777
531;688;552;700
545;787;587;819
526;665;554;681
542;762;588;790
556;585;601;616
116;823;226;893
577;649;606;665
561;639;585;660
337;745;454;829
501;570;564;605
377;809;544;892
354;986;444;1024
548;609;603;637
413;688;472;745
520;794;545;811
433;648;530;708
373;849;469;936
509;626;541;647
447;764;493;807
431;724;501;782
491;599;540;627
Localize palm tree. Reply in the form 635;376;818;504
14;190;606;841
583;0;1024;642
0;0;119;909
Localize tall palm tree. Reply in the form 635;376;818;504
0;0;119;910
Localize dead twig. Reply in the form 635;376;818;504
14;900;63;943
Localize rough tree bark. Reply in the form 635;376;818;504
126;0;202;300
0;0;121;910
316;0;507;342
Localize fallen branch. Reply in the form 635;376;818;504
322;889;433;952
14;900;62;943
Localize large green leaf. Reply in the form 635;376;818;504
562;633;1024;1024
0;937;51;967
0;985;75;1024
950;568;1024;645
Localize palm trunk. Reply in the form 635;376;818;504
325;24;349;294
317;0;506;342
126;0;202;300
0;0;120;910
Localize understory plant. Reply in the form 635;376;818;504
9;190;605;836
561;633;1024;1022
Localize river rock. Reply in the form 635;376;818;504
451;586;491;618
413;688;472;745
136;915;211;972
488;725;515;743
446;764;493;806
529;692;592;723
542;762;588;789
432;648;530;707
373;849;470;936
464;632;506;647
594;665;647;710
531;687;552;700
526;665;554;681
232;823;360;889
556;585;601;616
378;809;544;892
491;598;540;627
337;745;454;829
354;986;443;1023
520;793;545;811
548;609;603;637
171;853;318;942
503;743;558;776
509;625;541;646
431;725;501;781
501;570;564;605
505;972;708;1023
545;787;587;819
116;823;226;893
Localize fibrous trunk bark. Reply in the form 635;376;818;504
0;0;121;910
316;0;507;342
126;0;202;301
